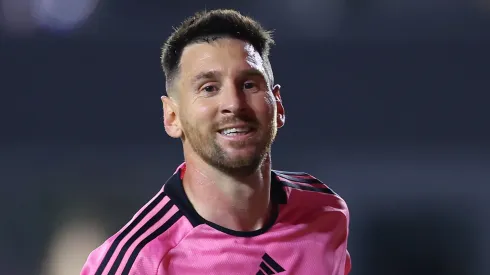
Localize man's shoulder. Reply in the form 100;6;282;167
272;170;338;196
81;188;191;275
272;169;349;214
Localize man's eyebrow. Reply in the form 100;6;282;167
239;68;271;87
238;68;266;79
191;70;221;85
190;68;266;85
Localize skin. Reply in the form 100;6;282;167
161;38;285;231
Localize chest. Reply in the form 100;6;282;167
160;224;341;275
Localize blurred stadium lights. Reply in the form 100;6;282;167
41;216;106;275
0;0;37;34
32;0;101;31
0;0;101;35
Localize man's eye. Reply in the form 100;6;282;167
243;82;257;90
202;85;218;93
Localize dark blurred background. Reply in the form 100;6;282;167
1;1;489;275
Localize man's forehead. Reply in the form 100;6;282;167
179;38;265;76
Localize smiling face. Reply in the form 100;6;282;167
162;38;285;176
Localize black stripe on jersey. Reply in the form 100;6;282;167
121;211;184;275
107;200;177;275
263;253;285;272
95;192;166;275
280;180;336;195
274;173;322;184
272;170;308;176
259;262;275;274
257;271;266;275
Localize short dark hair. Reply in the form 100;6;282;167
161;9;275;94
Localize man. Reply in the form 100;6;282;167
81;9;351;275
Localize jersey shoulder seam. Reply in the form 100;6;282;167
273;170;338;196
156;221;197;274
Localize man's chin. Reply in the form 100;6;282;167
217;163;261;177
216;153;266;174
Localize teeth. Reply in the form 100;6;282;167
221;127;250;135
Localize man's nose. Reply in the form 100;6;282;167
219;83;248;115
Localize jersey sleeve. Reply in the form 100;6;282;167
326;189;351;275
273;170;352;275
345;250;352;275
80;190;184;275
80;238;115;275
331;196;351;275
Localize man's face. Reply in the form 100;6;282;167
171;38;285;175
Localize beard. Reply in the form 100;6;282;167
180;114;277;177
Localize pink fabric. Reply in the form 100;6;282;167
163;195;350;274
81;164;351;275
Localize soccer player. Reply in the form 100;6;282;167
81;9;351;275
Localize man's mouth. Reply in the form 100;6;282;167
218;126;255;136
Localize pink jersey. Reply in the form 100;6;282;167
81;163;351;275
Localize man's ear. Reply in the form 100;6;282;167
161;96;182;138
272;84;285;128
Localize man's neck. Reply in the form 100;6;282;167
181;152;272;232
